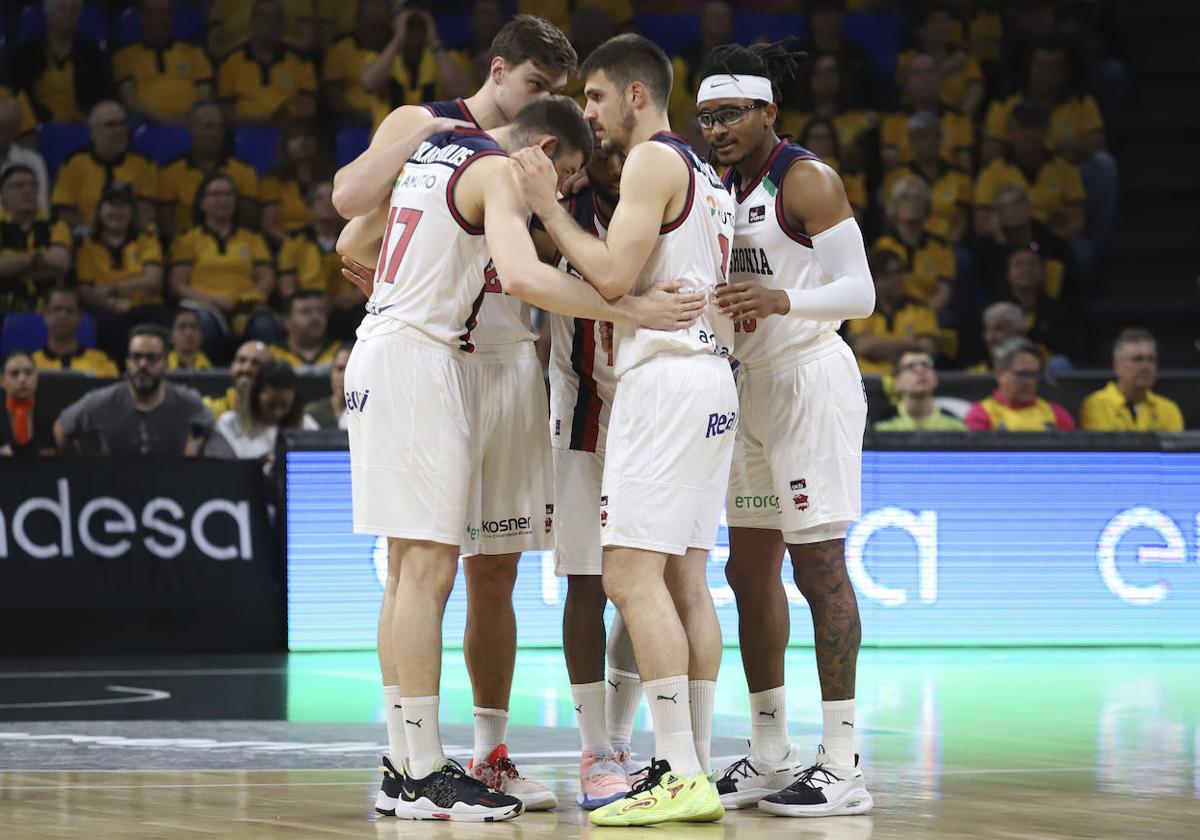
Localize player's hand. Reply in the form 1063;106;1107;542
429;117;475;136
599;320;614;354
561;168;591;196
509;146;560;216
715;281;789;321
341;256;376;298
632;280;707;331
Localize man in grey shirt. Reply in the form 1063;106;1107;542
55;324;213;456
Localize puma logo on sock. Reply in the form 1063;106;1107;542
607;679;621;690
759;708;777;718
656;693;679;704
575;704;583;714
842;721;854;728
393;705;402;710
405;719;422;728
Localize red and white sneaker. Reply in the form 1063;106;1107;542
577;748;631;809
468;744;558;811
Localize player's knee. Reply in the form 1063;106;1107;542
601;566;636;610
404;557;458;600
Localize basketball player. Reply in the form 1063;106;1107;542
531;144;644;809
696;44;876;817
334;16;576;812
340;93;710;819
509;34;737;826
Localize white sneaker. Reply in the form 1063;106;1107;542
715;744;807;808
758;746;873;817
467;744;558;811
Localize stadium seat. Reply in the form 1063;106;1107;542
115;4;206;45
636;14;699;57
1;311;97;356
234;125;280;176
132;123;192;166
335;126;371;169
17;3;108;46
37;122;91;180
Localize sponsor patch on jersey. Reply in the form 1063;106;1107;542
749;205;766;223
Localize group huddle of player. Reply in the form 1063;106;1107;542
333;14;876;827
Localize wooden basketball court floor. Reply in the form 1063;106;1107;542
1;648;1197;839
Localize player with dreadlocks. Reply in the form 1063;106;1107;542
697;41;876;817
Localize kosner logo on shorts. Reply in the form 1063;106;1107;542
0;478;253;562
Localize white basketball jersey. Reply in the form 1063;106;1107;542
472;273;537;350
611;132;735;378
356;129;505;351
724;141;843;366
549;189;616;453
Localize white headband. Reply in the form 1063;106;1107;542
697;74;774;106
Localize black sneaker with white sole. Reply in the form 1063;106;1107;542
758;747;873;817
374;755;406;815
396;757;524;821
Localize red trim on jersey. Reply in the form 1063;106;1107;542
774;153;821;248
656;141;695;234
735;141;787;204
445;149;507;235
458;284;487;352
569;318;603;452
456;98;480;127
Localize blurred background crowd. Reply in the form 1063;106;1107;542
0;0;1192;460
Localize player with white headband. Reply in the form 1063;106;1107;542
697;42;876;817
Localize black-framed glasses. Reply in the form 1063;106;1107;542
898;358;935;372
696;103;765;130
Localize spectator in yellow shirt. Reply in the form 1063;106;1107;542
202;339;270;417
0;97;52;215
277;182;361;337
51;101;160;232
208;0;315;59
1081;329;1185;432
270;290;342;370
896;4;985;120
8;0;113;123
874;350;967;431
779;53;877;173
0;86;38;143
216;0;317;124
847;248;939;376
168;173;276;354
974;103;1085;242
321;0;397;129
159;102;260;238
880;52;973;173
965;338;1075;431
880;112;971;242
874;175;956;312
115;0;214;124
969;184;1080;303
33;287;119;377
167;309;212;370
0;164;71;312
261;120;334;246
358;1;473;112
75;182;169;358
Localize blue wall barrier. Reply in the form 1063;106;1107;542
285;450;1200;649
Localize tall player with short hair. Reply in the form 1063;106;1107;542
334;15;578;813
696;43;876;817
510;33;737;826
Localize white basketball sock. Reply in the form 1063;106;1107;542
383;685;408;767
688;680;716;774
643;675;700;776
571;681;610;752
472;706;509;766
750;686;791;762
606;667;642;747
821;698;857;767
400;695;444;779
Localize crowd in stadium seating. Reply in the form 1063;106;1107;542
0;0;1187;456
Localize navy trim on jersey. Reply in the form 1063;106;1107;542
436;129;505;235
422;97;482;128
768;144;822;248
732;140;787;204
458;284;487;352
568;317;602;451
651;132;696;234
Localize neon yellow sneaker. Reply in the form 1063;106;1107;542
588;758;725;826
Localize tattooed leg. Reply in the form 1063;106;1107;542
789;538;861;701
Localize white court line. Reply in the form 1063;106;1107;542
0;669;286;679
0;686;170;710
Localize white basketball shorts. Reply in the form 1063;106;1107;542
601;353;738;556
726;336;866;543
